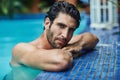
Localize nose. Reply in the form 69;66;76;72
62;29;69;38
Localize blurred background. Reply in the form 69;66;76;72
0;0;120;29
0;0;90;19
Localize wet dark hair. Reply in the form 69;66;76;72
45;1;80;28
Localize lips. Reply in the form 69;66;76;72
56;38;66;45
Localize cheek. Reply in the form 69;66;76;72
50;29;59;40
52;27;61;35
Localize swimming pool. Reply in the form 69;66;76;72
0;13;88;80
0;19;45;79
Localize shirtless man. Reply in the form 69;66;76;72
5;1;99;80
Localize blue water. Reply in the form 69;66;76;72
0;13;89;80
0;19;44;80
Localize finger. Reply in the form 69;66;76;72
62;47;69;50
65;51;72;57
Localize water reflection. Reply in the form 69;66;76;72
4;65;41;80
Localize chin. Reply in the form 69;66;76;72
56;46;63;49
55;45;64;49
57;45;67;49
54;43;67;49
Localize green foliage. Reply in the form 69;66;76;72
0;0;26;19
0;0;37;19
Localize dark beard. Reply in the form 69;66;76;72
47;30;65;49
46;24;60;48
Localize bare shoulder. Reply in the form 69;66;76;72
12;42;36;54
11;42;36;66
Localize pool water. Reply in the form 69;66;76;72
0;19;44;80
0;13;89;80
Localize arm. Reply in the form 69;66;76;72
70;32;99;50
63;32;99;57
11;43;73;71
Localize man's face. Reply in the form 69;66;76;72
46;13;77;48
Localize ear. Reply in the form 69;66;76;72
44;17;51;30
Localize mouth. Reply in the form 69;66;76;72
56;38;66;45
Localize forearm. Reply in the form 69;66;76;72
11;43;72;71
79;32;99;50
76;33;98;49
64;32;99;53
23;49;72;71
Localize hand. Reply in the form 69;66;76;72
62;32;99;58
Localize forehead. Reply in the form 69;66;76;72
53;12;77;28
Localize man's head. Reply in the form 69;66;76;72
46;1;80;28
44;1;80;49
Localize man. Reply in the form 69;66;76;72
5;1;99;80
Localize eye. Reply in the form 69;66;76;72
57;23;66;29
59;25;65;29
69;28;75;32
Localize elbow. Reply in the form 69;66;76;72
43;61;70;72
57;60;70;71
82;32;99;50
93;34;99;43
86;32;99;44
94;35;99;46
96;37;99;43
52;61;70;71
92;35;99;49
44;51;73;72
53;58;72;71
